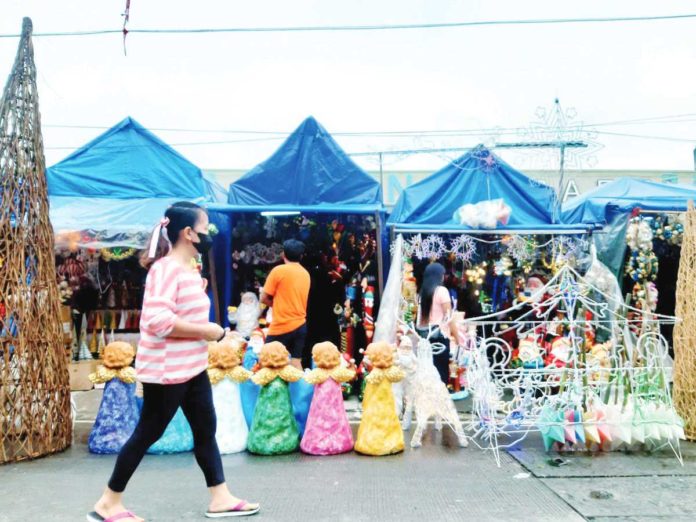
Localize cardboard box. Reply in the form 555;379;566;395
68;360;99;391
61;305;73;346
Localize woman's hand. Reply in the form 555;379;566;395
202;322;225;342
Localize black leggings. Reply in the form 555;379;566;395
415;327;451;384
108;371;225;492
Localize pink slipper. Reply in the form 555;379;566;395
205;501;260;518
87;511;139;522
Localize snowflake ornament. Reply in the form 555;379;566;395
505;236;537;264
420;234;447;260
450;234;476;264
405;234;424;259
552;236;587;263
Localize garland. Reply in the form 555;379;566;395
625;249;658;283
625;216;659;283
650;215;683;246
100;247;137;262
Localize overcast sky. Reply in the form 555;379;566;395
2;0;696;173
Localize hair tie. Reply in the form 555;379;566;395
148;217;171;259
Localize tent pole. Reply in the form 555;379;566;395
379;153;384;191
208;249;221;324
556;143;566;222
376;210;385;295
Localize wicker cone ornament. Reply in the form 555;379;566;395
673;202;696;440
0;18;72;462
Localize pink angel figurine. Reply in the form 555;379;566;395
300;342;356;456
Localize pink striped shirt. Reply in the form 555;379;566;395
136;257;210;384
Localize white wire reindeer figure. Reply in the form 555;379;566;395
399;321;469;448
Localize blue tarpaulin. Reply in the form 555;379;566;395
388;145;585;233
47;117;224;247
561;177;696;225
561;178;696;276
210;116;385;327
225;116;382;211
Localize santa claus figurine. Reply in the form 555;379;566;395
363;285;375;344
228;292;262;338
545;336;573;376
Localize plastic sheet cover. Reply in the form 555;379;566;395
50;196;207;249
374;234;404;345
46;117;226;247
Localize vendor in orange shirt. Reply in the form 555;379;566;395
260;239;311;369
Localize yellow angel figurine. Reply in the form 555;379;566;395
354;341;405;456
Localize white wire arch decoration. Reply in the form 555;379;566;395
455;264;683;467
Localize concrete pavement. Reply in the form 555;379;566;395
0;390;694;521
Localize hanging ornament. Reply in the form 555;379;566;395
100;247;137;262
625;249;658;283
405;234;424;259
263;217;277;239
504;235;538;266
449;234;476;264
626;217;654;251
420;234;447;260
651;214;684;246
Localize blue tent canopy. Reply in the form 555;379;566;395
224;116;382;212
562;177;696;225
48;116;208;199
210;116;385;327
47;117;224;248
388;145;585;233
561;177;696;277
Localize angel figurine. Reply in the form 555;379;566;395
247;342;304;455
300;342;356;455
354;342;405;456
208;338;253;454
88;342;139;454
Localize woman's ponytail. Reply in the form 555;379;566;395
139;202;207;270
140;217;171;269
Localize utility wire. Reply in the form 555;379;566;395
2;13;696;38
42;129;696;151
42;112;696;137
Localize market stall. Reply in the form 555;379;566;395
47;116;225;361
208;116;385;366
378;152;683;463
379;145;592;393
562;178;696;345
386;145;590;318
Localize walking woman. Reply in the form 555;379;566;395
416;262;458;384
88;202;259;521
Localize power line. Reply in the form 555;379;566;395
41;111;696;138
594;129;696;143
45;128;696;152
44;135;286;150
2;13;696;38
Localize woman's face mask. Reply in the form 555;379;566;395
194;232;213;254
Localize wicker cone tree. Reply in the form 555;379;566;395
673;202;696;440
0;18;72;463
